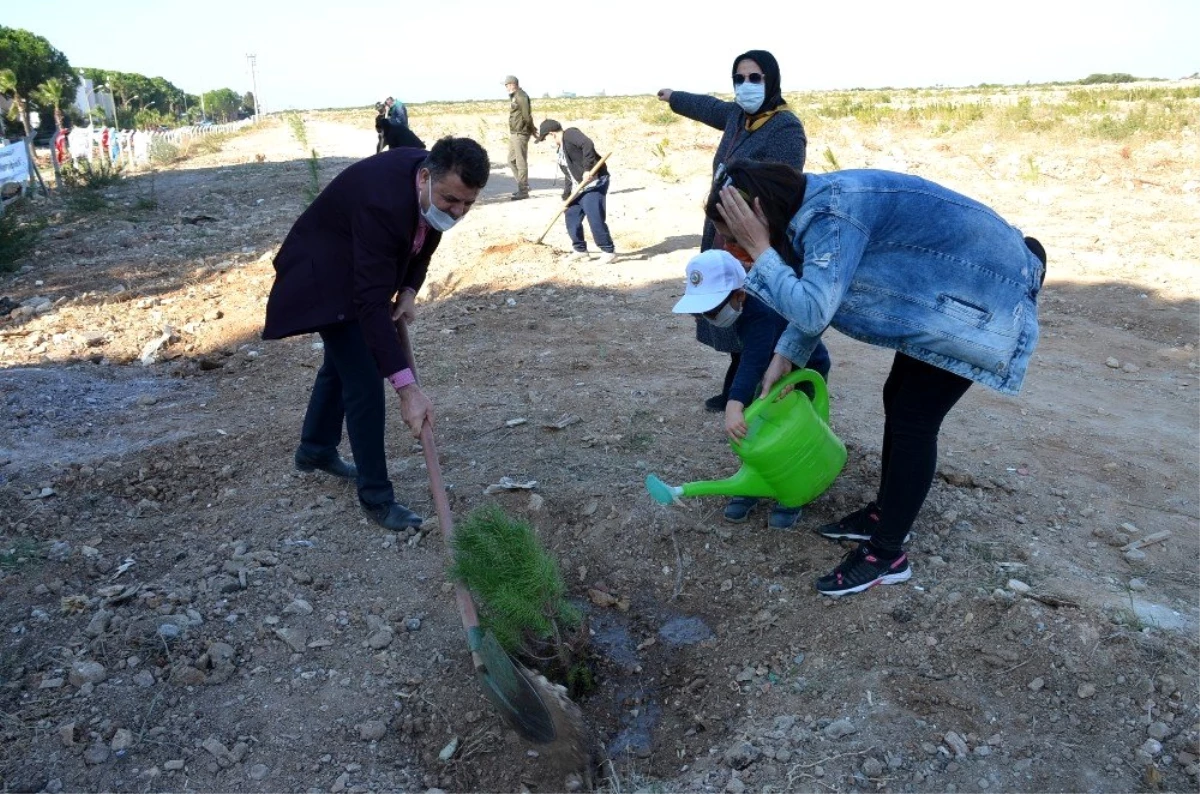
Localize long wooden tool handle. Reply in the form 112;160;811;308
396;319;486;659
535;152;611;244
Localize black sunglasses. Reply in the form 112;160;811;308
733;73;764;86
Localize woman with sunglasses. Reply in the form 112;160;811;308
657;50;829;431
708;159;1047;597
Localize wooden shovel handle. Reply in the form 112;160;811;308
395;319;486;655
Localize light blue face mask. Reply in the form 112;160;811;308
705;301;743;329
421;169;458;232
734;83;766;115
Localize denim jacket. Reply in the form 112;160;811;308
744;170;1043;395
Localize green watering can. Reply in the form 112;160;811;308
646;369;846;508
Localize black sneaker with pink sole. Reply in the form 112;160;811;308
816;502;911;544
816;544;912;597
816;502;881;540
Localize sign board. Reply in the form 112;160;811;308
0;140;31;188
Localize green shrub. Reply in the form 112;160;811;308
148;138;180;165
0;202;42;271
651;138;673;179
188;133;228;156
449;504;580;656
61;157;125;190
286;112;309;148
640;106;678;126
304;148;321;203
67;192;107;212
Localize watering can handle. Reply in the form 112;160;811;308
743;368;830;425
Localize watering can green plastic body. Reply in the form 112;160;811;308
646;368;846;508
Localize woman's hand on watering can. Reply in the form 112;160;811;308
761;353;795;397
724;400;749;442
715;186;771;262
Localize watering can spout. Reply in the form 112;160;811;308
679;466;776;501
646;468;774;505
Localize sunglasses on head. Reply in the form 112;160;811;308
733;73;764;86
712;164;751;200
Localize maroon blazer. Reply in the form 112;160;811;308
262;147;440;377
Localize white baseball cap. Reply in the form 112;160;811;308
671;249;746;314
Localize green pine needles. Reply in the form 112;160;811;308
449;504;581;658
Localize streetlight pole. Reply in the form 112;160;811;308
80;70;93;124
246;53;262;120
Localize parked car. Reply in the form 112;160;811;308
32;123;62;148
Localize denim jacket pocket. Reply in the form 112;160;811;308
936;294;993;327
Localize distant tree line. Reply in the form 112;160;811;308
1079;73;1140;85
1;25;254;141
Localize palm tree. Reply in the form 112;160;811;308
32;77;66;129
0;68;14;138
32;77;68;186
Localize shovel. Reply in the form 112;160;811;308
396;318;575;746
533;153;611;245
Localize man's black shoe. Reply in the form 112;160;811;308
362;501;424;530
510;192;529;201
295;453;357;480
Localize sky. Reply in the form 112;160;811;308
3;0;1197;111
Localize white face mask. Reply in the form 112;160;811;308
420;169;458;232
706;301;743;329
734;83;766;115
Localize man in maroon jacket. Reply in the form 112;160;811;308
263;136;489;530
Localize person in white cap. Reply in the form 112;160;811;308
672;249;831;530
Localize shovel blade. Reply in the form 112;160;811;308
475;631;557;743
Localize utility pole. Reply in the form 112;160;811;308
246;53;262;120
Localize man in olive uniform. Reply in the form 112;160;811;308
504;75;535;200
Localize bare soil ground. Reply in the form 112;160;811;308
1;93;1198;794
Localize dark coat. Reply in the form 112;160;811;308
262;148;440;378
508;87;535;135
667;90;808;251
556;127;608;200
375;114;425;150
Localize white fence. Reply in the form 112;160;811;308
57;118;253;169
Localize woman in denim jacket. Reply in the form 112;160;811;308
708;160;1046;597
